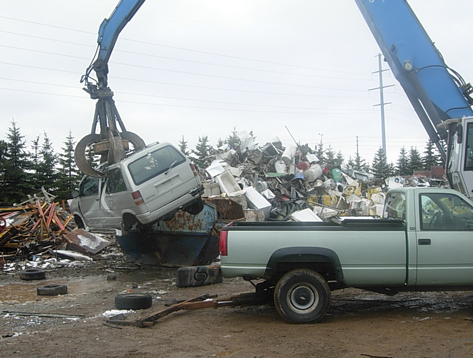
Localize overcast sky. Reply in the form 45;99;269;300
1;0;472;165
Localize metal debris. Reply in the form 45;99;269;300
197;134;449;222
0;189;100;266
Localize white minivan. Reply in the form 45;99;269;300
70;142;203;231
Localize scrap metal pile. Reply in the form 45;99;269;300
0;189;77;263
199;133;393;222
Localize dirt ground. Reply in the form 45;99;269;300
0;242;472;358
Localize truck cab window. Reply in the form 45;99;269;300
384;192;406;219
420;193;473;231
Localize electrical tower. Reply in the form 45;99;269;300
369;53;394;158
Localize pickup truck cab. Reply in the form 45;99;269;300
70;142;203;231
219;187;473;323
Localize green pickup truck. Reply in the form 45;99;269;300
219;187;473;323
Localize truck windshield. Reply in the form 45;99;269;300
128;146;186;186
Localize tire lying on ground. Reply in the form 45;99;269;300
37;284;68;296
115;293;153;310
19;268;46;281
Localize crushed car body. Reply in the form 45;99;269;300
69;142;204;231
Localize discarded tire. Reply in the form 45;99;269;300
19;269;46;281
115;293;152;310
37;284;68;296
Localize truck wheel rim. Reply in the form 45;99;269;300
289;283;317;311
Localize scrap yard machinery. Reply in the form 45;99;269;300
75;0;473;198
75;0;146;177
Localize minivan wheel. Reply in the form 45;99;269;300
122;214;137;232
74;216;85;229
184;198;204;215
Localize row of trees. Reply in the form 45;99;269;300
0;121;81;206
0;122;443;206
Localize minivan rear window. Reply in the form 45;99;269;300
128;145;186;185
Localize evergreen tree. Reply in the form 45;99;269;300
335;151;344;169
396;147;410;176
178;135;190;156
423;140;440;170
216;138;225;149
371;147;390;179
225;128;240;151
407;146;423;174
315;143;325;165
31;136;40;169
190;135;212;167
35;132;59;192
1;120;32;205
57;131;81;200
324;145;336;168
347;152;369;172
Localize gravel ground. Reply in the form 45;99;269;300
1;241;472;358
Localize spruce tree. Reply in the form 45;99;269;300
190;135;212;167
1;120;32;205
347;152;369;172
225;128;240;151
324;145;336;168
178;135;190;156
315;143;325;165
57;131;81;200
371;147;390;179
396;147;410;176
407;146;423;174
35;132;59;192
423;140;440;170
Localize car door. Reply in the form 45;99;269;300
416;191;473;286
102;167;129;229
77;176;105;229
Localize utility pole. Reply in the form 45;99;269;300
369;53;394;159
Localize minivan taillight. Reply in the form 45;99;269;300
190;163;198;176
132;190;144;206
219;230;228;256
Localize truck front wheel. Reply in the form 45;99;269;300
274;269;331;324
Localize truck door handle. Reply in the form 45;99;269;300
418;239;431;245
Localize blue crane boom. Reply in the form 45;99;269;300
83;0;146;90
355;0;473;159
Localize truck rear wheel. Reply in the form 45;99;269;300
274;268;331;324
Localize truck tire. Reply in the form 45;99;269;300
274;269;331;324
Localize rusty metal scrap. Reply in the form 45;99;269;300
0;191;76;260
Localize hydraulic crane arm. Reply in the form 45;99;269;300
76;0;146;177
354;0;473;160
82;0;146;90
